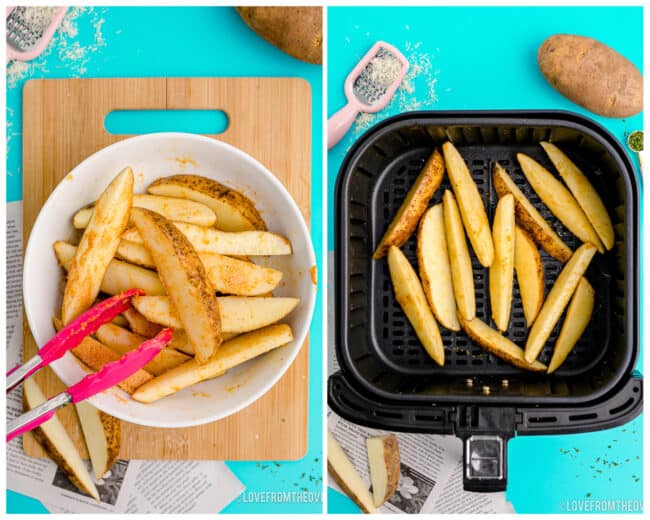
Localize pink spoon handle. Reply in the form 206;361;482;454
328;102;360;149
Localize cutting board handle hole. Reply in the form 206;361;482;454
104;109;229;135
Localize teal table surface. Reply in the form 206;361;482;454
327;6;643;514
6;6;323;514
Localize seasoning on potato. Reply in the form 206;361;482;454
538;34;642;118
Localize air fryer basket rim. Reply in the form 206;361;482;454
334;109;640;407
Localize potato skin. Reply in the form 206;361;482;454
373;148;445;259
236;7;322;65
493;162;572;263
538;34;642;118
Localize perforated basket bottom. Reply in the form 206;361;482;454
369;144;612;377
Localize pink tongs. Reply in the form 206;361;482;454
6;289;173;442
7;288;146;392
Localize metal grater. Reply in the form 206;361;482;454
353;48;401;106
6;6;67;62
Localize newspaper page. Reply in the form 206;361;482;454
6;201;245;514
326;253;514;513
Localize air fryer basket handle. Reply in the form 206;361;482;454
461;434;509;492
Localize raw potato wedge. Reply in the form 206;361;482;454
199;253;283;296
367;434;400;507
60;240;282;297
131;295;299;333
417;204;460;331
23;378;100;500
387;246;444;365
547;278;595;373
517;153;604;252
73;194;217;229
132;324;293;403
165;328;238;355
443;190;476;321
54;317;153;394
541;141;614;250
489;194;515;332
525;243;597;363
131;208;221;364
75;401;121;479
460;317;547;372
328;431;378;514
95;322;190;375
493;162;572;262
54;241;165;296
442;141;494;267
122;223;292;256
147;174;267;231
373;148;445;259
115;240;155;268
122;307;162;338
514;226;545;327
62;167;133;324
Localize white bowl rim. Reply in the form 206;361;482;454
23;132;317;428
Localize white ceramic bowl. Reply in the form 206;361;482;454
23;133;316;428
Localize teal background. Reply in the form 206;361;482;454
6;6;323;514
328;6;643;514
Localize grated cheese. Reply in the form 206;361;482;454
351;39;440;137
20;6;58;34
7;7;108;88
368;54;402;87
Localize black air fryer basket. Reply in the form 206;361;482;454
329;111;642;492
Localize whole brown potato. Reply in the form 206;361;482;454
236;6;322;65
538;34;642;118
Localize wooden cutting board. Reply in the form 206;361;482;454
22;77;311;460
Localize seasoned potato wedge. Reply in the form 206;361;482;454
122;307;162;338
460;316;547;371
493;162;572;262
147;175;266;231
122;223;292;256
132;325;293;403
163;328;238;356
131;208;221;364
525;243;597;363
517;153;604;252
489;194;515;332
95;322;190;375
387;246;444;365
547;278;594;374
443;190;475;321
73;194;216;229
62;168;133;324
54;318;152;393
54;241;165;296
373;148;444;259
540;141;614;250
514;227;544;327
417;204;460;331
442;141;494;267
115;240;155;268
199;253;283;296
132;295;299;333
112;239;283;295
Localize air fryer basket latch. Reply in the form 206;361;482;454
455;406;518;492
